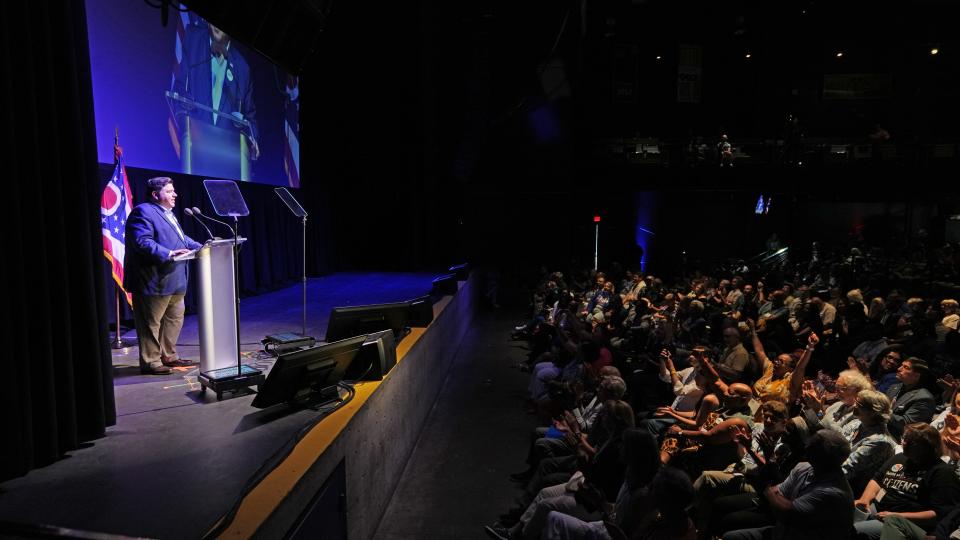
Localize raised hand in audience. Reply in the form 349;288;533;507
943;415;960;455
756;430;778;457
801;379;824;412
699;353;721;381
937;374;959;394
731;423;752;448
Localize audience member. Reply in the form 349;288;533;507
723;430;854;540
717;327;752;383
853;423;960;539
886;358;936;440
501;252;960;540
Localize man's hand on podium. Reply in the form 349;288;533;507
230;112;260;160
170;248;192;259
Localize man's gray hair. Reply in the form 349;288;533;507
856;389;892;422
837;369;873;393
600;376;627;400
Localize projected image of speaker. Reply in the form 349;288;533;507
325;296;434;343
343;330;397;381
432;274;459;296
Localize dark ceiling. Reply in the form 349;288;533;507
176;0;959;140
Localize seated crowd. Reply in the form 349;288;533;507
487;259;960;540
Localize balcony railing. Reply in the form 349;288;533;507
594;137;959;167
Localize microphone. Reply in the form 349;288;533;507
183;207;217;241
192;207;236;237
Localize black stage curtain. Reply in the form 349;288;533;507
2;1;335;482
1;1;116;481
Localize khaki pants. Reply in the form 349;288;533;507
132;293;185;368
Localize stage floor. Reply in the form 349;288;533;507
0;272;437;538
111;271;436;412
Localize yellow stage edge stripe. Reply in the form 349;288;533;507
216;293;455;538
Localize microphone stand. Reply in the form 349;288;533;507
192;207;233;235
185;207;217;241
272;189;309;338
232;216;242;375
301;213;307;337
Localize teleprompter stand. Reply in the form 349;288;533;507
270;187;311;341
194;179;264;400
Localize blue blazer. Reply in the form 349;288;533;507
123;203;203;296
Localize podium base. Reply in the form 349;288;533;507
198;364;265;401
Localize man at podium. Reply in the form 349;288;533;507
124;177;203;375
172;21;259;179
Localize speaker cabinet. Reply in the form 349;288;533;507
432;273;459;296
343;330;397;381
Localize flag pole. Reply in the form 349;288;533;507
111;125;129;349
112;287;129;349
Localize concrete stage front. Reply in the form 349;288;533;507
0;272;477;539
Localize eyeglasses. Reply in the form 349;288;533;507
835;384;853;392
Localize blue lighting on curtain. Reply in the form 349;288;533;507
634;192;658;273
755;194;772;214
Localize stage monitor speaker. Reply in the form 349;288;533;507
343;330;397;381
251;335;366;409
326;296;433;343
432;273;459;296
408;295;434;327
448;263;470;280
